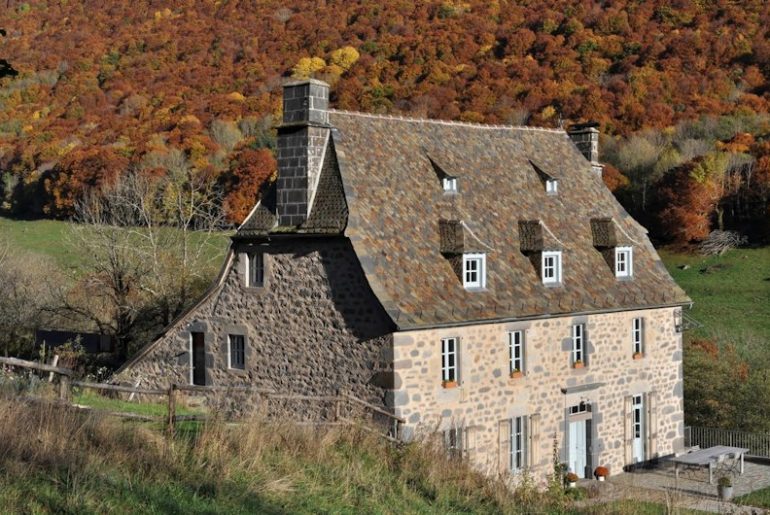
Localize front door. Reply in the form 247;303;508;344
191;332;206;386
569;420;588;478
632;394;645;463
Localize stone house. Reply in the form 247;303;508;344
117;79;690;481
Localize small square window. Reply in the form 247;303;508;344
441;337;458;384
615;247;633;278
228;334;246;370
509;330;525;374
542;251;562;285
545;179;558;195
632;318;644;355
247;252;264;287
443;176;458;193
462;253;486;289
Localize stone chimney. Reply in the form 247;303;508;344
276;79;331;227
567;123;603;177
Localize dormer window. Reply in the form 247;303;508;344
443;176;458;193
545;179;558;195
615;246;633;278
462;253;486;289
542;251;562;285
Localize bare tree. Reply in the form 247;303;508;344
0;239;58;356
58;164;224;359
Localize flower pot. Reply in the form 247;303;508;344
510;370;523;379
598;476;605;482
718;485;734;501
633;352;644;360
568;481;577;489
573;362;584;369
442;380;458;389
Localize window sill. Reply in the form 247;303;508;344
572;362;586;370
442;380;459;389
463;287;488;292
542;282;563;288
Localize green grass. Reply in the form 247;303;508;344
573;500;707;514
72;390;201;417
660;247;770;350
0;216;231;274
736;485;770;509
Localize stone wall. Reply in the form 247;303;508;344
392;306;684;481
119;236;396;409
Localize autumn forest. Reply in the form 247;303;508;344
0;0;769;243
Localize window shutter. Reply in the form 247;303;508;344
529;413;540;468
498;419;511;474
647;391;658;460
624;396;633;466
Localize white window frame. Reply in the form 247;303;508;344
545;179;558;195
444;426;464;459
510;416;528;471
442;176;458;193
615;246;633;278
462;253;486;289
542;251;562;285
441;337;458;383
632;317;644;355
509;330;524;373
227;334;246;370
247;252;265;287
571;323;585;365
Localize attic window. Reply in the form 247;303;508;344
462;253;486;289
545;179;558;195
542;251;562;285
615;246;633;278
443;176;458;193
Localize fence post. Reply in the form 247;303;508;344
58;374;71;402
48;355;60;383
167;384;177;437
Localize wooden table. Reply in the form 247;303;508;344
670;446;750;484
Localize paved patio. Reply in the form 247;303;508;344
598;459;770;513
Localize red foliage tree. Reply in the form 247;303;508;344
221;148;276;224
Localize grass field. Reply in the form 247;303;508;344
660;247;770;351
0;216;231;273
736;485;770;509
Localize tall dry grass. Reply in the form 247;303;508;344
0;395;540;513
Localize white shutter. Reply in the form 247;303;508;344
647;391;658;460
624;395;633;466
498;419;511;474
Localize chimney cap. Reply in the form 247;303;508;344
567;121;600;132
283;78;330;88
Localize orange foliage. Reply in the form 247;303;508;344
601;163;629;192
221;148;277;224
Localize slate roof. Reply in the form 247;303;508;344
238;110;689;329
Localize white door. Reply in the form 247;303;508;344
569;420;587;478
632;395;645;463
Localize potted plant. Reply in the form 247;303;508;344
573;360;584;369
510;368;523;379
565;472;579;488
594;466;609;481
632;352;644;360
718;476;733;501
442;379;458;389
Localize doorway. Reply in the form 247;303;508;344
191;332;206;386
567;402;591;478
632;394;645;463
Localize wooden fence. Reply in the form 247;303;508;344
0;356;405;441
686;425;770;458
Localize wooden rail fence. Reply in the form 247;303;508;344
0;356;405;440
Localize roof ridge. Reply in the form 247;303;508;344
327;109;566;133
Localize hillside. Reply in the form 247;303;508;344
2;1;770;223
